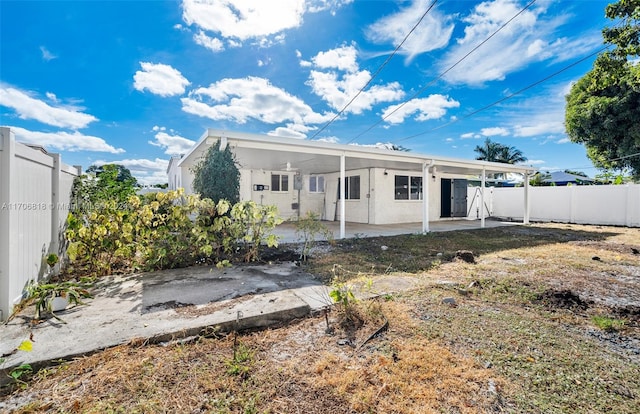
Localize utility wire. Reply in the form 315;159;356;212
393;44;611;144
563;152;640;171
348;0;538;143
309;0;439;141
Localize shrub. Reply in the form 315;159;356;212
191;139;240;204
65;190;282;276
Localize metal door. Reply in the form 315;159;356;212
452;179;468;217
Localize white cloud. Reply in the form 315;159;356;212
460;132;480;139
366;0;454;61
315;136;340;143
133;62;190;97
439;0;600;85
181;0;305;42
194;31;225;52
7;126;125;154
149;130;195;155
94;158;169;186
306;0;353;14
181;76;333;129
513;121;564;137
0;86;97;129
182;0;352;49
481;127;509;136
381;95;459;124
506;82;570;139
526;159;546;165
311;44;359;72
267;126;307;139
308;69;404;114
40;46;57;61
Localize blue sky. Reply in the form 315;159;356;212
1;0;612;184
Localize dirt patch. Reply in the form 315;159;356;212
535;289;592;311
259;246;299;263
570;240;640;256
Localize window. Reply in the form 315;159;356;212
271;174;289;192
394;175;422;200
338;175;360;200
309;176;325;193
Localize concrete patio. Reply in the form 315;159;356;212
273;218;519;243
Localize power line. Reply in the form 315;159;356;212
309;0;439;141
393;44;611;144
348;0;538;144
562;152;640;171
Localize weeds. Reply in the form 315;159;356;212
294;211;333;261
226;341;253;377
592;315;626;332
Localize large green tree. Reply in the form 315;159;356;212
474;138;527;164
71;164;138;213
191;139;240;203
565;0;640;178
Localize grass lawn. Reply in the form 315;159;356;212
2;223;639;413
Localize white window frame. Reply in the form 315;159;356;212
271;173;289;192
394;175;422;200
309;175;325;193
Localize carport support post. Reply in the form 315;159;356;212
480;168;486;228
422;161;430;233
339;153;345;239
524;172;530;224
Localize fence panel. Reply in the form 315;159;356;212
489;184;640;227
0;128;80;321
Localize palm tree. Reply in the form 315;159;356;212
474;138;527;164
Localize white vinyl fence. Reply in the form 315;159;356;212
471;184;640;227
0;127;80;321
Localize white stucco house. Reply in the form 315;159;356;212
168;129;535;238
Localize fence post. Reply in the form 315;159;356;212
0;127;16;321
50;153;61;258
569;185;577;224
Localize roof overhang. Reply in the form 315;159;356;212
178;129;537;177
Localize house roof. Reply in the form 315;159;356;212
542;171;594;184
178;129;537;177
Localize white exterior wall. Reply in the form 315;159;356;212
489;185;640;227
167;157;183;191
0;128;80;321
370;168;439;224
244;169;299;220
324;168;371;223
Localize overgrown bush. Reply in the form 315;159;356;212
65;189;282;276
229;201;282;262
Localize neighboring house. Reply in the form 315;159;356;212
167;129;535;238
542;171;595;186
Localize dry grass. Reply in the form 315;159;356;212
2;223;640;413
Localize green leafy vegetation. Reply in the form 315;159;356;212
3;224;640;413
294;211;333;261
592;315;627;332
65;189;282;276
24;280;93;322
191;138;240;204
565;0;640;178
474;137;527;164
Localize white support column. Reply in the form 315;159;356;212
480;168;486;228
422;161;430;233
339;153;345;239
524;172;530;224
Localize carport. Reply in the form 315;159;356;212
172;129;535;239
